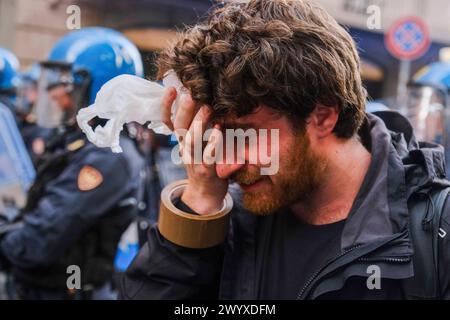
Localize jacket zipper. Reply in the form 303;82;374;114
296;244;361;300
296;245;411;300
358;257;411;263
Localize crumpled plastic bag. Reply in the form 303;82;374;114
76;70;183;153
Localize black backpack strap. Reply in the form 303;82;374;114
403;186;450;299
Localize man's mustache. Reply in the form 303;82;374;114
231;169;263;185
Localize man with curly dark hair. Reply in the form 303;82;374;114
120;0;450;300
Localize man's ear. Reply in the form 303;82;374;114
310;104;339;139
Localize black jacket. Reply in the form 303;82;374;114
1;131;144;290
120;113;450;300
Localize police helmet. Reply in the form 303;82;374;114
35;27;143;128
0;47;20;94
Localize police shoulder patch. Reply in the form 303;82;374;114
77;165;103;191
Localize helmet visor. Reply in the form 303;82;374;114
15;79;37;116
405;85;448;145
34;65;73;128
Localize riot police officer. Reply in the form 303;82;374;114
404;49;450;177
16;64;52;162
0;27;145;300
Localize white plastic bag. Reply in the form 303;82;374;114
76;70;183;153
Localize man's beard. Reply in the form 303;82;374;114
232;131;328;215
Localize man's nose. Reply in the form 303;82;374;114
216;163;245;179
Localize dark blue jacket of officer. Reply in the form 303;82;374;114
0;126;144;299
0;27;147;299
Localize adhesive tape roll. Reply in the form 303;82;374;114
158;179;233;249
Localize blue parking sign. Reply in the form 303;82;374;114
385;16;430;61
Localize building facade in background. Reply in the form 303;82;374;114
1;0;450;100
316;0;450;100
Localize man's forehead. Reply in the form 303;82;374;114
217;106;283;128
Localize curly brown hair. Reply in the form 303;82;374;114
157;0;367;138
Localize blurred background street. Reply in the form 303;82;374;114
1;0;450;100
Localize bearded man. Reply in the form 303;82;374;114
120;0;450;300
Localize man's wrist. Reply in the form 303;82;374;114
172;197;196;214
181;184;225;216
158;179;233;249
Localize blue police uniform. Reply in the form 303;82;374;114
19;124;52;164
0;28;146;299
0;128;144;299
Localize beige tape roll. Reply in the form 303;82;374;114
158;179;233;249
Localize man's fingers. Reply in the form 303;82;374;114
181;106;212;165
187;106;211;142
181;106;206;158
173;92;198;139
161;87;177;131
203;124;223;167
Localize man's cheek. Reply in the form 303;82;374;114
258;129;280;175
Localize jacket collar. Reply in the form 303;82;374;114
341;112;449;255
341;113;410;253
